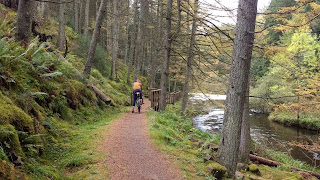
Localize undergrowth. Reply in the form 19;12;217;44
147;103;221;180
0;4;131;179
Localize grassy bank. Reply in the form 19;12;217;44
24;107;125;180
269;111;320;131
147;106;221;179
147;103;319;179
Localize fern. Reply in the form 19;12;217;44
40;71;63;78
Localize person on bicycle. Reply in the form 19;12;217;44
132;79;143;113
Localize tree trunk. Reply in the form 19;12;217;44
74;0;79;33
127;0;139;84
127;31;135;84
79;0;84;33
57;0;66;52
124;0;130;65
159;0;173;111
181;0;198;115
149;0;161;88
239;87;250;163
40;1;47;17
216;0;258;178
84;0;90;35
16;0;35;42
177;0;181;31
83;0;107;76
111;0;119;80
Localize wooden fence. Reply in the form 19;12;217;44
149;88;182;111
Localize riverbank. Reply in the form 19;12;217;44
269;111;320;131
147;102;317;179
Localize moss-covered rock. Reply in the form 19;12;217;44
248;164;261;176
207;162;227;179
0;92;34;132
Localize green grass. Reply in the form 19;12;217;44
266;149;320;174
269;111;320;130
24;107;128;180
147;103;320;179
147;103;221;180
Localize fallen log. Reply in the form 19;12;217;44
189;136;320;178
87;84;113;106
249;154;280;167
249;154;320;179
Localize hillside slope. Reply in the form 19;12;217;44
0;5;133;179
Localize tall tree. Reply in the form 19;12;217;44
181;0;198;115
133;0;149;81
159;0;173;111
111;0;119;80
84;0;90;35
83;0;107;76
16;0;35;42
149;0;161;88
216;0;258;177
127;0;139;84
74;0;79;33
239;87;250;163
57;0;66;52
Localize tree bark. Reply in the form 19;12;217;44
84;0;90;35
149;0;161;88
181;0;198;115
74;0;79;33
111;0;119;80
16;0;35;42
57;0;66;52
216;0;258;177
40;1;47;17
124;0;130;65
159;0;173;111
239;87;250;163
127;0;139;84
83;0;107;76
177;0;181;31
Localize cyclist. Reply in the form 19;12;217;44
132;79;143;113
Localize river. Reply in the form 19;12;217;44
190;93;320;167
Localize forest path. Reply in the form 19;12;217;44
101;99;182;180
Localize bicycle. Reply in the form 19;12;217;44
135;92;142;113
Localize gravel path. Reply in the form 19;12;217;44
102;100;182;180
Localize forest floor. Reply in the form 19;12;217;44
99;100;183;180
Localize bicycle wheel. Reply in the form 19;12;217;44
138;105;141;113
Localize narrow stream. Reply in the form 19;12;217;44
191;93;320;167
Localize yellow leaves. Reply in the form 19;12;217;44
265;46;286;57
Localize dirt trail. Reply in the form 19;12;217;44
102;100;182;180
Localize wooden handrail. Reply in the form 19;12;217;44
148;89;182;111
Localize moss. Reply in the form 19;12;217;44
248;164;259;172
0;124;25;158
0;92;34;132
63;80;86;110
207;162;227;179
243;164;304;180
0;147;8;162
0;159;16;180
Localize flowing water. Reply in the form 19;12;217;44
191;93;320;167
